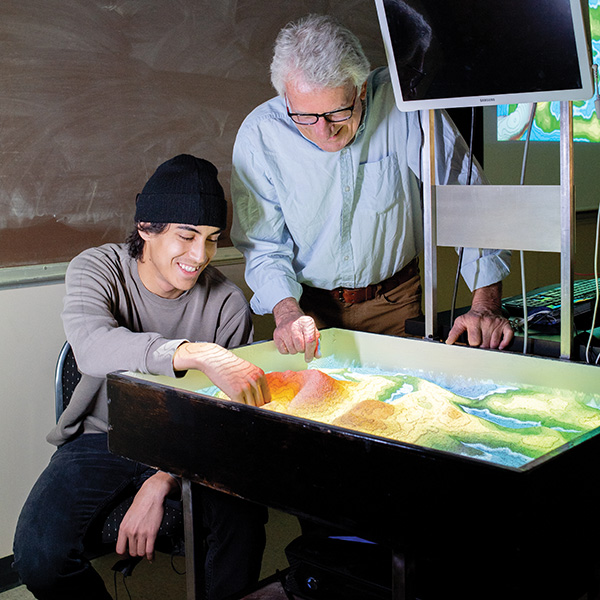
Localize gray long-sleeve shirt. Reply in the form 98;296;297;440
47;243;253;446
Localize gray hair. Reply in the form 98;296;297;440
270;14;371;96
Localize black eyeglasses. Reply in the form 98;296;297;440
286;88;358;126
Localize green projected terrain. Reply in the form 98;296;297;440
204;367;600;469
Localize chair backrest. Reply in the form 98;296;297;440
54;341;82;422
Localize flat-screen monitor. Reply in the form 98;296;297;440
374;0;595;112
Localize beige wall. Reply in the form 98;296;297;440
0;283;65;557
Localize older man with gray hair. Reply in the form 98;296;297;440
231;13;513;361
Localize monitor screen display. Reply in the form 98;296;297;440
375;0;594;111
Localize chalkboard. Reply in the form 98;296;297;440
0;0;387;268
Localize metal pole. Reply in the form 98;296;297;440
559;101;574;360
182;478;197;600
422;110;438;340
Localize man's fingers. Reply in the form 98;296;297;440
274;315;320;360
477;316;514;349
498;324;514;350
489;331;501;349
259;376;272;404
447;312;513;350
304;338;317;362
228;367;270;407
274;329;296;354
289;321;309;354
445;329;458;345
251;372;272;407
245;379;262;407
445;318;466;345
466;320;483;347
116;531;127;556
303;329;321;362
136;537;146;559
274;338;289;354
296;316;320;362
302;326;319;361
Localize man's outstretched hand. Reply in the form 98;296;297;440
173;342;271;406
445;282;513;350
273;297;321;362
116;471;179;562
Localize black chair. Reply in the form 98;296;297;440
54;342;186;569
54;341;82;422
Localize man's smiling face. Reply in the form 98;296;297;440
137;223;220;298
285;80;366;152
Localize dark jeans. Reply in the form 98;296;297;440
13;433;267;600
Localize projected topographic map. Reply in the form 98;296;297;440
207;367;600;468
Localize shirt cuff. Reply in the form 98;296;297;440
148;339;189;377
460;249;512;292
249;277;303;315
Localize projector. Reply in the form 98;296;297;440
284;534;392;600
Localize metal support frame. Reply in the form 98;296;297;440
392;550;416;600
422;110;437;340
560;101;575;359
422;103;575;359
182;478;198;600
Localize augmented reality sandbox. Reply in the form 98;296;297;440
107;328;600;599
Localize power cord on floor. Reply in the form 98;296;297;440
109;551;186;600
170;551;186;575
111;557;141;600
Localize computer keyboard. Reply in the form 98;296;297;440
502;278;599;330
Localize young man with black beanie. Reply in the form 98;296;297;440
13;154;270;600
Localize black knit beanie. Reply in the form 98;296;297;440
135;154;227;229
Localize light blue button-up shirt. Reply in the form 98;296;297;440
231;67;511;315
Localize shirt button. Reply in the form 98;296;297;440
344;255;349;261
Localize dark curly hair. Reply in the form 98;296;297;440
126;222;169;260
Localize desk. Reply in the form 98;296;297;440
107;329;600;600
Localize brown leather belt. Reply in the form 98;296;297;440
325;258;418;305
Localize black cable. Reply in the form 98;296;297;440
170;551;186;575
113;570;133;600
518;103;537;354
449;107;476;327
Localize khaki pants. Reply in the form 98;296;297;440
300;269;422;338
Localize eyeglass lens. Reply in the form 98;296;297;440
287;89;357;125
292;110;353;125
